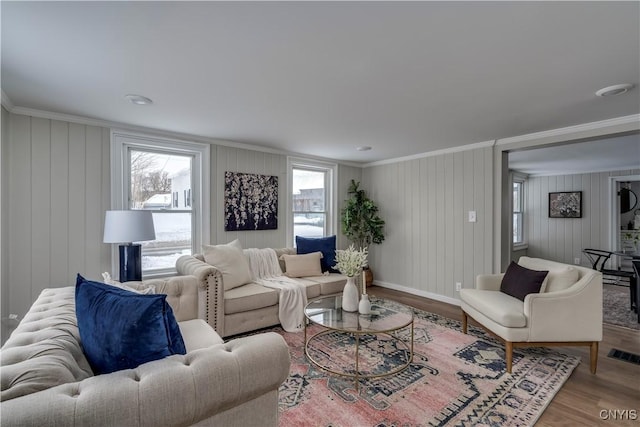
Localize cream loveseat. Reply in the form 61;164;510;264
177;245;348;338
0;276;291;427
460;256;602;374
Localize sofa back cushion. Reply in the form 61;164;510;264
1;287;93;401
518;256;580;292
274;247;296;272
202;239;253;291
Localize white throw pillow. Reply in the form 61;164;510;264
101;272;156;294
280;252;323;278
517;258;579;293
202;239;253;290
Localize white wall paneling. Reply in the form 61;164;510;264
362;146;493;302
4;113;111;323
2;111;363;328
524;169;640;266
1;107;11;342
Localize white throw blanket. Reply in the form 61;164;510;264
244;248;307;332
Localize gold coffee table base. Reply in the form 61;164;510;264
304;318;414;391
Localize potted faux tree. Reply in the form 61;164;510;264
341;180;385;287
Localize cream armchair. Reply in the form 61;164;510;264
460;257;602;374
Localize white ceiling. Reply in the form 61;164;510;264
2;2;639;165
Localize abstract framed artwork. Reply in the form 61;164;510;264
224;171;278;231
549;191;582;218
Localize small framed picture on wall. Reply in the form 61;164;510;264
549;191;582;218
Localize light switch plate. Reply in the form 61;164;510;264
468;211;477;222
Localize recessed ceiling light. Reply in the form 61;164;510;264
595;84;634;97
125;94;153;105
356;146;372;151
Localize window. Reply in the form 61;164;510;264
288;158;337;247
513;176;525;246
111;132;210;277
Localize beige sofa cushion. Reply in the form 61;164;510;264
225;283;279;314
518;256;579;293
203;239;253;291
292;278;322;299
459;289;526;328
304;274;347;295
280;252;323;278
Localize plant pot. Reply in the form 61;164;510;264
364;266;374;287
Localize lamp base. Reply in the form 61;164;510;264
119;244;142;282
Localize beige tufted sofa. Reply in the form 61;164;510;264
177;248;348;338
0;276;291;427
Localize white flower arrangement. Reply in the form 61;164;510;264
333;244;368;277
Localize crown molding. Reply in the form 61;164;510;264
6;101;636;169
363;139;496;168
524;165;640;177
364;114;640;168
1;91;14;111
496;114;640;146
5;105;360;167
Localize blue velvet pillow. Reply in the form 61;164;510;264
296;235;337;273
75;275;186;375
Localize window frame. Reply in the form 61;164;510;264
287;157;338;247
512;173;527;249
110;130;210;278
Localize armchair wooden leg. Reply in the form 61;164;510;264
461;310;468;334
590;341;599;374
505;341;513;373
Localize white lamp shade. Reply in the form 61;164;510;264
103;210;156;243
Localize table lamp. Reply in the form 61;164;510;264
103;210;156;282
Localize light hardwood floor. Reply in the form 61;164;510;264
369;285;640;426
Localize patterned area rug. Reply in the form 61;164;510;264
261;301;580;427
603;284;639;330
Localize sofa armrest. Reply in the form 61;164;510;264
126;275;200;322
176;255;225;336
0;332;290;427
524;271;603;342
475;274;504;291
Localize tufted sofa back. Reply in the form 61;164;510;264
1;287;93;401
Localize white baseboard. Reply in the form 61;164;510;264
372;280;461;307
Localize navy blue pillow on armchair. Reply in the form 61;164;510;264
75;275;186;375
296;235;337;273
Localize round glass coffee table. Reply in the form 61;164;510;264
304;295;414;389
